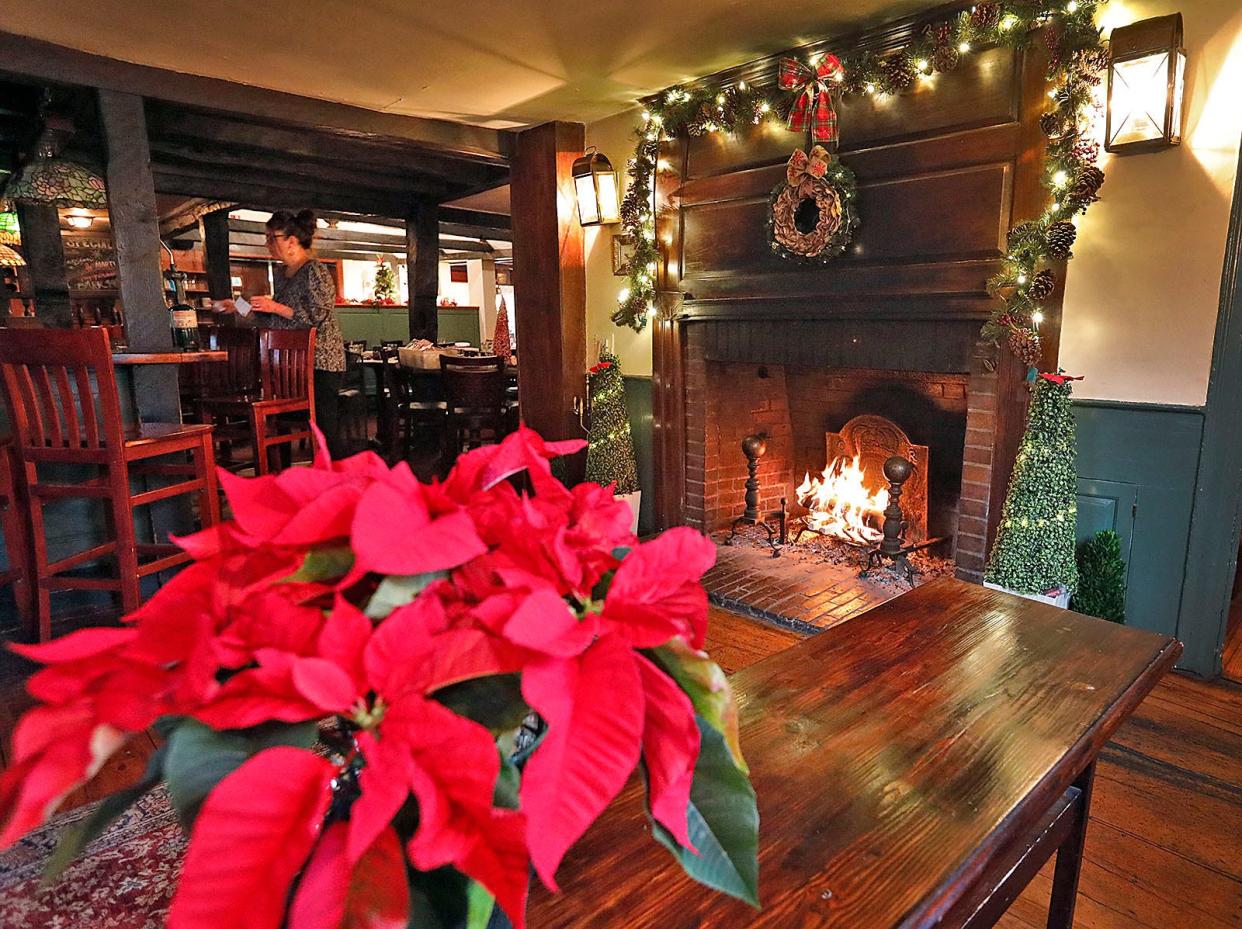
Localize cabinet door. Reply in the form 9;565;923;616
1076;477;1138;574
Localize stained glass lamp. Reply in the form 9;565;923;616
0;211;19;247
6;144;107;208
0;243;26;268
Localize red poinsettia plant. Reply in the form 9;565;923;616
0;428;758;929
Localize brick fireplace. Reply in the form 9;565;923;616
680;320;1008;582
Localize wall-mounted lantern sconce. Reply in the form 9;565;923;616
572;148;621;226
1105;13;1187;154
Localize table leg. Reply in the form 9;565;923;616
1046;761;1095;929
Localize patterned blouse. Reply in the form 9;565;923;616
265;258;345;373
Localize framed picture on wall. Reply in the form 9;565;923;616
611;234;636;276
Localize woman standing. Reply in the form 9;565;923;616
214;210;346;457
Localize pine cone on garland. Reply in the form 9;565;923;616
933;44;961;73
884;55;917;91
971;2;1001;31
1008;327;1044;366
1046;221;1077;260
1074;46;1110;79
1070;166;1105;203
1040;112;1071;139
1028;269;1056;301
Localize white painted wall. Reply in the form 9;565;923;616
1060;0;1242;405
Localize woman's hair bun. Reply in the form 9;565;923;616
266;209;317;249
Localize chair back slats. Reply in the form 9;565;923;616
260;328;315;401
213;327;261;397
0;328;122;455
440;354;507;413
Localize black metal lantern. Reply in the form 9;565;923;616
1105;14;1187;154
571;148;620;226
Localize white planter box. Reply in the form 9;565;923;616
984;581;1071;609
619;489;642;535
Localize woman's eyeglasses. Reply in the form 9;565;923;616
265;232;293;243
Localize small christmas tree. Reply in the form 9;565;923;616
372;258;397;304
493;291;513;364
984;373;1080;598
585;348;639;496
1072;529;1126;622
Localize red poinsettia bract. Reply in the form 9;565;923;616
0;426;754;929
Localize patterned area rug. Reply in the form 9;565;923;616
0;787;183;928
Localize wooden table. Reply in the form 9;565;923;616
111;350;227;365
529;578;1180;929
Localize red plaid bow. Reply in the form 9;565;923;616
778;54;844;144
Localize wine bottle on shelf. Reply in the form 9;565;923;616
165;266;199;351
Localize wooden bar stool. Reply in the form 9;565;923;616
0;438;33;637
0;327;220;640
200;328;315;476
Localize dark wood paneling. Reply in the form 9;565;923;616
682;259;1002;302
685;46;1020;179
682;162;1011;276
511;122;586;448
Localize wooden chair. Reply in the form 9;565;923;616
380;350;446;464
440;353;509;455
0;327;220;640
251;328;316;475
0;438;33;637
200;328;315;475
338;344;368;456
195;327;261;460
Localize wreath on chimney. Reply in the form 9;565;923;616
768;145;859;263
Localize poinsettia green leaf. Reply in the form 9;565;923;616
493;754;520;811
285;546;355;584
164;719;318;829
650;639;747;773
434;674;528;734
43;742;167;884
365;571;446;619
408;865;470;929
466;880;496;929
650;717;759;908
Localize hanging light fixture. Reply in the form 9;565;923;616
571;147;621;226
1105;14;1187;154
0;243;26;268
0;210;20;247
5;140;107;208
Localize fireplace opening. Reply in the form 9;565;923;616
695;360;971;631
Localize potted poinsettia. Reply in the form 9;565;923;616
0;428;758;929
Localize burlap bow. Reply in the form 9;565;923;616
786;145;833;195
778;54;844;144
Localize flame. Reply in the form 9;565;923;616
796;454;889;545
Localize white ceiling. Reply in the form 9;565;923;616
0;0;925;127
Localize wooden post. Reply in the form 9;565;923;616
406;202;438;341
201;206;232;300
510;121;587;446
98;89;188;550
14;203;72;326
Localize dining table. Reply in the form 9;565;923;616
528;577;1181;929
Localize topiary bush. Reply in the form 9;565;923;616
1071;529;1126;623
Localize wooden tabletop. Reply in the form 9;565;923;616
111;350;228;365
528;578;1180;929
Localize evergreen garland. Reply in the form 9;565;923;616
614;0;1108;369
1072;529;1127;622
984;374;1079;596
585;349;640;495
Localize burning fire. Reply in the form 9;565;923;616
796;455;889;545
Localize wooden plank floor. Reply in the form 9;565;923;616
2;606;1240;929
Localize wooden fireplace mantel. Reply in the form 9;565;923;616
650;34;1063;580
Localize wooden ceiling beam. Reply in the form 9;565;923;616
148;141;453;199
441;221;512;242
0;29;514;164
152;170;404;218
144;103;507;189
439;207;511;230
